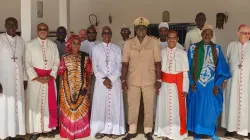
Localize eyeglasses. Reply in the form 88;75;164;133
102;32;112;35
240;32;250;35
121;30;130;34
167;37;178;40
38;28;48;31
87;31;97;35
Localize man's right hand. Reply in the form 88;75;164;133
122;82;128;93
33;77;48;84
191;83;197;92
0;83;2;93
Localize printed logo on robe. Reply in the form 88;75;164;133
189;45;196;59
198;64;215;87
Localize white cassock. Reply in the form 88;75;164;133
153;41;184;120
25;37;59;133
0;33;26;139
80;40;101;59
154;47;189;140
90;42;125;136
184;27;216;51
222;41;250;136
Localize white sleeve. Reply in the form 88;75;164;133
25;43;38;80
182;53;189;92
184;32;191;51
92;46;107;83
108;48;122;83
50;44;60;79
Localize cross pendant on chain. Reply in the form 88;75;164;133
44;58;48;63
11;54;17;62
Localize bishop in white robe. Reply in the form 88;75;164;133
90;26;125;138
0;17;26;139
25;23;59;137
154;31;189;140
222;25;250;137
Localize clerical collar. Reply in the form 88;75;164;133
6;33;16;40
167;46;177;50
38;37;47;42
102;42;111;46
239;41;248;46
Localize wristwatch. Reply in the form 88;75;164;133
157;79;162;82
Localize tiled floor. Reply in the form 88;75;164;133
16;130;250;140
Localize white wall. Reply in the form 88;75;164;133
1;0;250;52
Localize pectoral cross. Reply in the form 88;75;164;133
238;63;243;69
11;54;17;62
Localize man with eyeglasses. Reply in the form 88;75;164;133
80;26;101;59
25;23;60;140
117;24;132;51
0;17;27;140
121;17;161;140
90;26;125;139
222;24;250;139
154;30;189;140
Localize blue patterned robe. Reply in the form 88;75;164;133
187;44;231;135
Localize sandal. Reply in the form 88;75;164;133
111;135;120;139
95;133;105;139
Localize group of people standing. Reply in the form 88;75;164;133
0;11;250;140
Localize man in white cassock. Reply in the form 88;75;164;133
184;12;216;51
80;26;101;59
25;23;60;140
90;26;125;139
158;22;184;50
153;22;185;121
0;17;27;140
222;24;250;138
154;30;189;140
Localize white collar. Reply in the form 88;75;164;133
5;33;16;41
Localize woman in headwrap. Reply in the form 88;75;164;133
58;35;92;139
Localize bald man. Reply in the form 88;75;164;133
79;29;87;42
90;26;125;139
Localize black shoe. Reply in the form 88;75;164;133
9;137;25;140
162;137;169;140
29;134;40;140
122;133;137;140
224;131;234;138
144;132;154;140
46;131;56;138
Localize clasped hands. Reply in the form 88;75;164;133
190;83;219;96
103;77;112;89
33;76;53;84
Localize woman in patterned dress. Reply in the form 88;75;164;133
58;35;92;140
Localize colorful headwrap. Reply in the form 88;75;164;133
65;34;81;53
